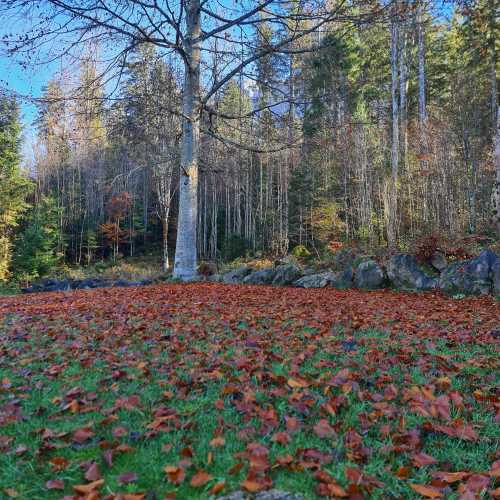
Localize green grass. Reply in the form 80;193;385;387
0;287;498;499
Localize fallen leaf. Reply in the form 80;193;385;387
164;466;185;485
84;462;101;481
118;472;138;484
409;483;443;498
73;428;95;444
313;419;336;439
210;481;226;494
45;480;64;490
73;479;104;494
190;470;213;487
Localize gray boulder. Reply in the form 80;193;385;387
354;260;386;290
387;254;437;291
331;248;358;270
243;267;277;285
23;278;71;293
294;271;334;288
431;252;448;272
222;266;252;284
72;277;109;289
208;273;223;283
329;266;354;289
438;250;497;296
492;258;500;297
272;264;302;286
22;276;153;293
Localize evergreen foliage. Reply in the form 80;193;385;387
0;94;32;281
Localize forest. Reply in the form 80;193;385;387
0;0;498;283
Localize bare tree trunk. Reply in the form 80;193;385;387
162;214;170;272
417;0;426;125
387;14;399;247
489;0;497;133
494;106;500;238
399;16;408;171
173;0;201;280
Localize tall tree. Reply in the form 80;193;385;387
0;93;32;281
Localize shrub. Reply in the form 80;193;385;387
413;234;441;264
291;244;311;259
198;261;217;278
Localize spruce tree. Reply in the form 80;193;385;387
0;93;32;281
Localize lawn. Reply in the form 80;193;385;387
0;284;498;499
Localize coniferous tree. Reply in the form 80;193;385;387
0;93;32;281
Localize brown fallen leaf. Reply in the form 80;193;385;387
49;456;69;471
45;479;64;490
412;452;439;467
84;462;101;481
430;471;469;483
313;419;336;439
73;479;104;494
118;472;138;484
287;377;309;389
190;470;213;487
164;465;186;485
73;428;95;444
210;481;226;495
209;436;225;447
241;479;266;493
409;483;443;498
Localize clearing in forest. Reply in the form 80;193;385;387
0;284;498;499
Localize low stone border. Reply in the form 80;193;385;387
21;250;500;298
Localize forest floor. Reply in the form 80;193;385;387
0;284;498;499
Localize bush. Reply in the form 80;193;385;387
291;244;311;260
413;234;441;264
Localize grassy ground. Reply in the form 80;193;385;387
0;284;498;499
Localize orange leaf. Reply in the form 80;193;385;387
210;436;225;447
190;471;213;488
210;481;226;495
241;479;266;493
164;466;185;485
73;479;104;494
431;471;469;483
409;483;443;498
287;377;309;389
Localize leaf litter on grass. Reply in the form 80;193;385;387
0;283;498;498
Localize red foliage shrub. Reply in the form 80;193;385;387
413;234;441;264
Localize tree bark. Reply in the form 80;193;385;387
173;0;201;280
417;0;426;125
494;106;500;238
387;13;399;247
399;17;408;171
162;215;170;272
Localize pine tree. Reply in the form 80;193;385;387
0;93;32;281
13;196;61;283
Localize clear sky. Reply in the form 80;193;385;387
0;7;63;162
